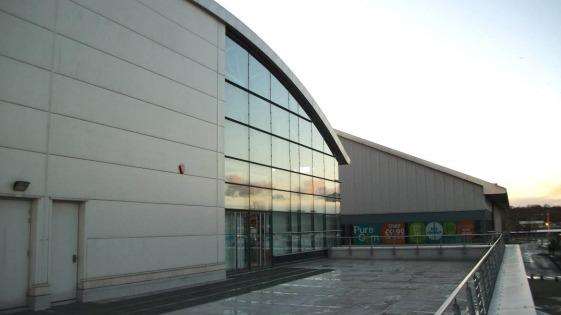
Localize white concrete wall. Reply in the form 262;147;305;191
0;0;226;308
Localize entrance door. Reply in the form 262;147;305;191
0;198;30;310
51;201;79;302
248;212;271;270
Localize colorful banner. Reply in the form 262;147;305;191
352;224;380;245
442;221;457;243
457;220;475;240
408;222;426;244
425;221;444;243
381;223;405;244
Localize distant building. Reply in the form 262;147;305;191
337;131;509;243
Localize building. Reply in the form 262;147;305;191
337;131;509;243
0;0;348;310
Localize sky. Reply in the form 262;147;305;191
216;0;561;207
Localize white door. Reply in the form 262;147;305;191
0;198;30;310
51;201;78;302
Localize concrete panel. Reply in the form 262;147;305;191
47;155;217;206
0;0;56;30
51;75;217;150
0;10;53;69
0;56;50;110
0;101;47;152
85;235;218;278
56;0;217;93
84;200;218;238
49;114;217;178
137;0;219;47
0;147;45;196
53;36;218;124
72;0;217;70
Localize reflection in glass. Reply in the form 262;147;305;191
290;172;300;193
291;210;300;253
225;120;248;160
300;175;313;194
313;177;325;196
225;184;249;209
335;182;340;198
298;118;311;147
273;211;290;255
250;187;271;210
334;161;339;180
298;103;309;119
272;137;290;170
249;95;270;132
314;195;325;213
336;200;341;214
314;212;325;231
325;155;335;180
301;194;313;212
225;158;249;185
249;55;270;98
249;129;271;165
312;151;324;178
290;193;300;211
225;83;248;123
271;75;288;108
289;114;299;142
289;143;299;173
272;168;290;191
226;37;248;88
300;147;312;174
271;106;289;138
326;214;338;231
272;190;290;211
325;198;336;213
325;180;335;197
323;141;332;155
288;94;299;114
250;164;271;188
312;125;323;151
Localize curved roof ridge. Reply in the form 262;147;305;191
191;0;350;164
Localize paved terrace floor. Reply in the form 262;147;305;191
169;259;474;315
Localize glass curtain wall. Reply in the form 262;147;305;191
224;36;341;272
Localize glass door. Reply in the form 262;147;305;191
247;212;271;270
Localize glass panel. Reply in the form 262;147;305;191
225;83;248;123
323;141;332;155
312;151;324;178
289;143;299;173
249;95;271;132
249;129;271;165
250;164;271;188
298;118;311;147
273;211;290;255
325;198;336;214
300;147;312;174
334;159;339;180
290;193;300;211
225;212;236;271
312;125;323;151
249;55;270;98
225;158;249;185
315;232;325;249
313;178;325;196
290;172;300;193
225;184;249;209
226;37;248;88
250;187;271;210
325;155;335;180
289;114;299;142
271;75;288;108
326;214;338;231
225;120;248;160
325;180;335;197
288;94;299;114
298;104;309;119
271;106;289;138
272;137;290;169
300;175;313;194
272;190;290;212
314;196;325;213
272;168;290;191
301;194;313;212
291;210;300;253
335;200;341;214
314;212;325;231
335;182;341;198
301;213;312;251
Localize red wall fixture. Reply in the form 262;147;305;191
178;163;186;175
381;222;405;244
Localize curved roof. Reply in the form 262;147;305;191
192;0;350;165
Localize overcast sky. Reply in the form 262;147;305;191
216;0;561;207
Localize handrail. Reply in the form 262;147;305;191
434;233;505;315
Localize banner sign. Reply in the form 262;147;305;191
381;222;405;244
408;222;425;244
425;221;444;243
352;224;380;245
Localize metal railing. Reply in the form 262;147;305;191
334;233;499;247
434;233;505;315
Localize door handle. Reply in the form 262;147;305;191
72;254;78;263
